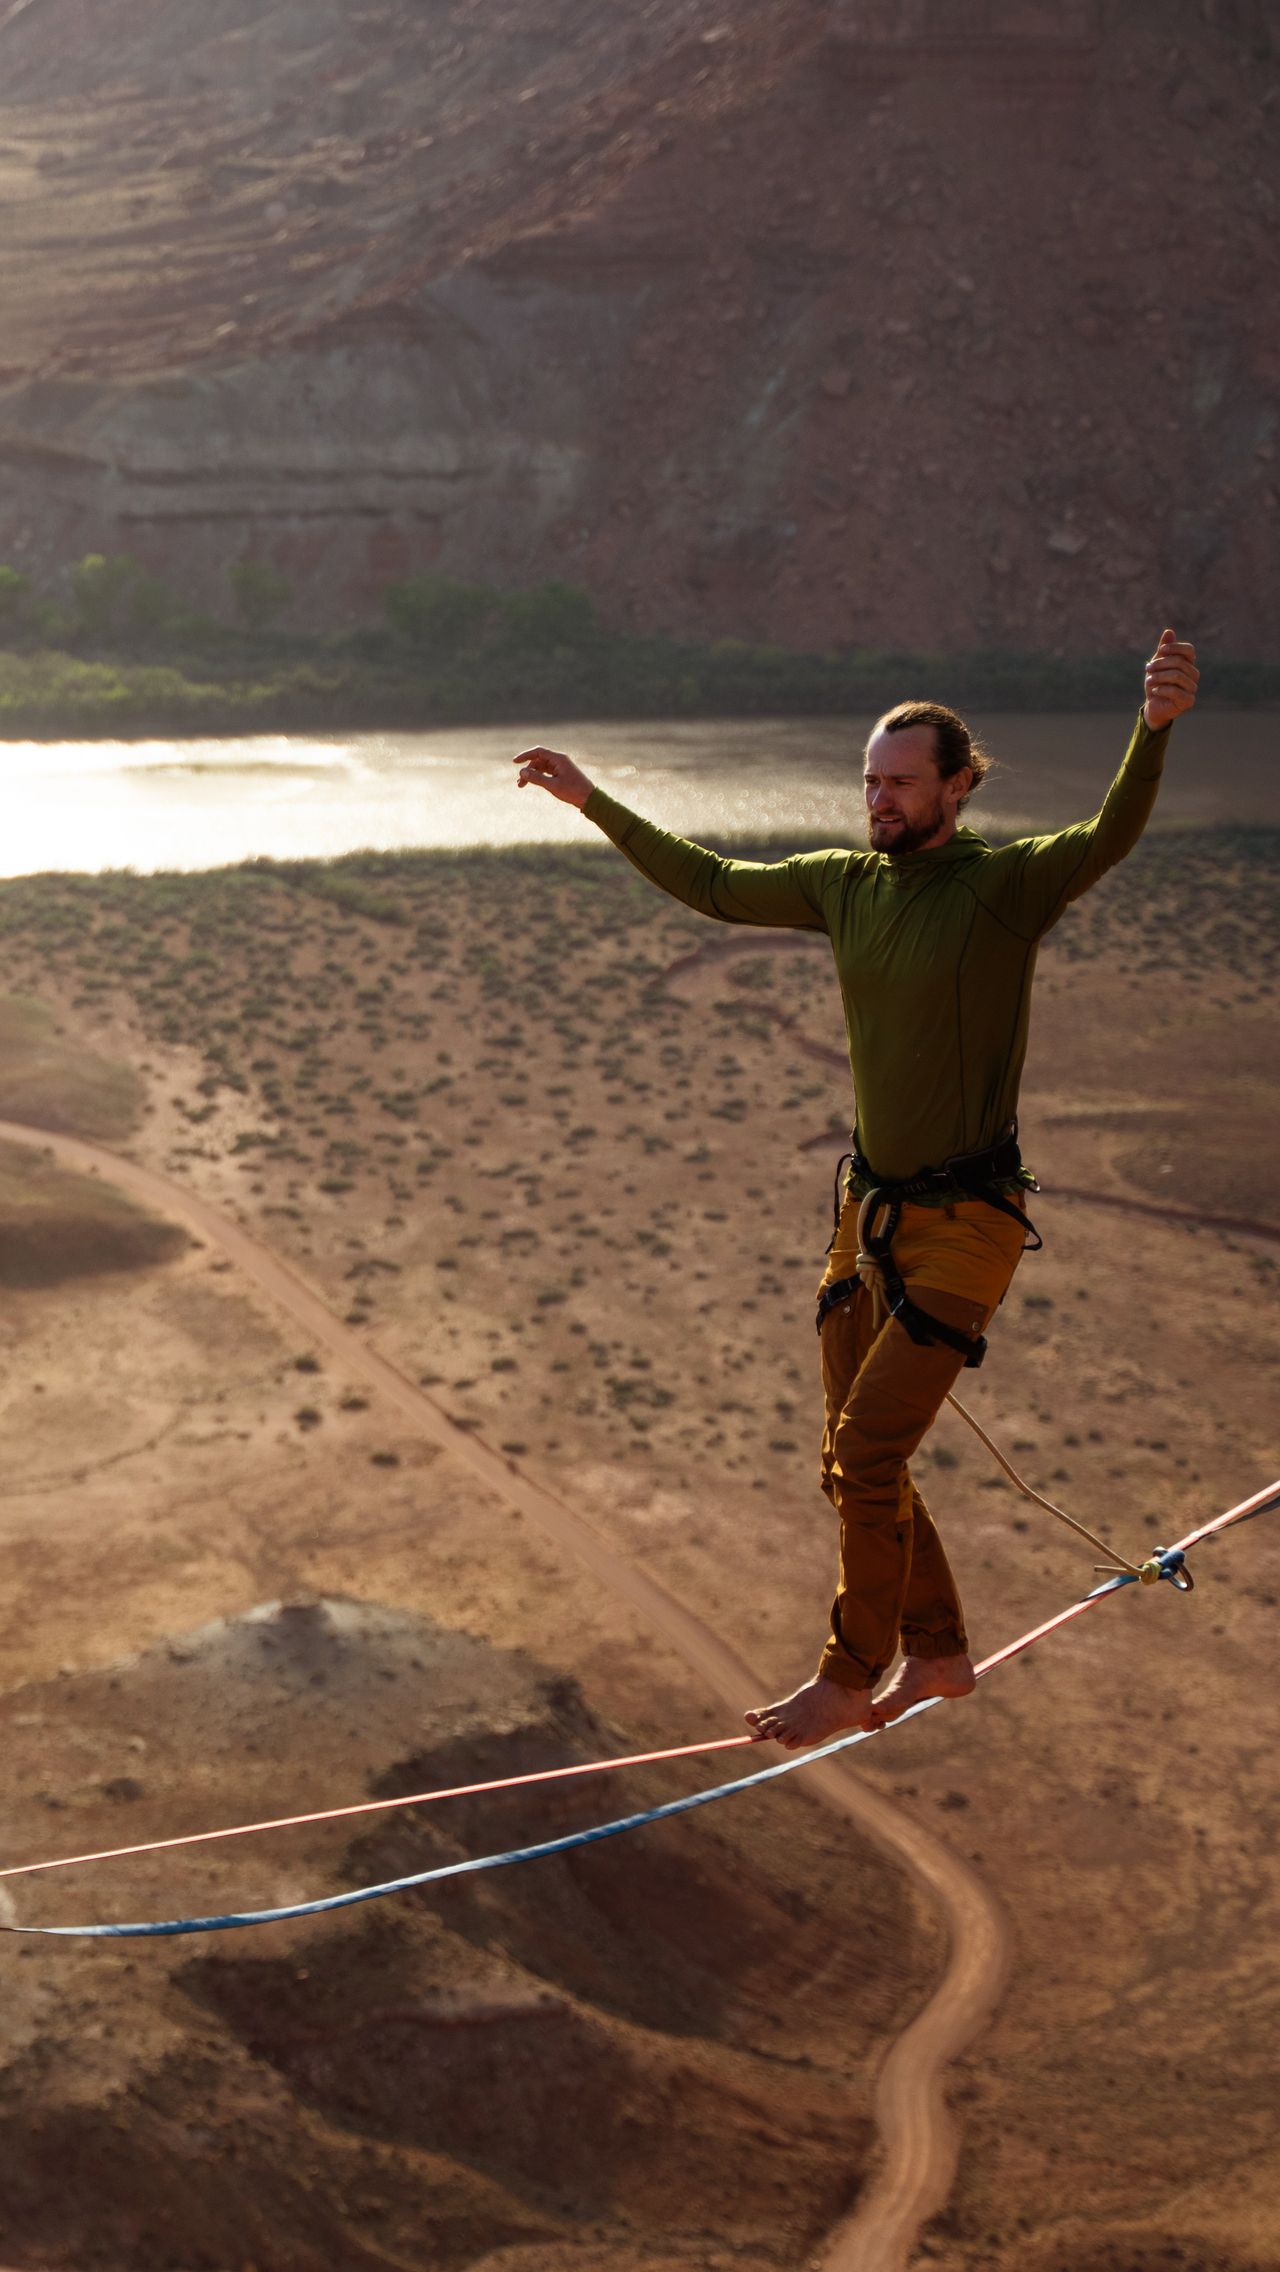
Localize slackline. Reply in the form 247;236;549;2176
3;1478;1274;1942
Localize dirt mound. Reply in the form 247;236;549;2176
0;1597;900;2271
1024;2243;1277;2272
0;1133;184;1284
0;994;143;1141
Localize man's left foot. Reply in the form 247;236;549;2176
870;1653;977;1727
745;1675;875;1750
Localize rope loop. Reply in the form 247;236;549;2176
1093;1545;1195;1593
1156;1546;1194;1593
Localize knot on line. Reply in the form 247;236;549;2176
854;1247;888;1304
1095;1545;1195;1593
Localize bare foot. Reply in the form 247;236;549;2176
745;1675;875;1750
870;1653;977;1728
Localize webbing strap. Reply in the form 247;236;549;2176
6;1485;1273;1940
815;1272;987;1366
852;1188;988;1368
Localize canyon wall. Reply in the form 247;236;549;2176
0;0;1274;654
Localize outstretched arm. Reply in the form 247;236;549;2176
512;743;840;931
990;631;1199;938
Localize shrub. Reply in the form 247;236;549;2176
0;565;29;626
494;579;603;653
70;553;147;637
384;572;493;652
229;558;292;629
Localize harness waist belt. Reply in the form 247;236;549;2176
817;1124;1042;1363
849;1129;1034;1212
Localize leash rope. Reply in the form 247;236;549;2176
3;1479;1272;1942
942;1390;1146;1578
852;1191;1146;1577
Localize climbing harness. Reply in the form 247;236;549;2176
813;1129;1157;1577
824;1188;987;1366
0;1478;1272;1941
816;1126;1041;1369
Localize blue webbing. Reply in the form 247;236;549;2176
3;1699;938;1941
10;1507;1264;1943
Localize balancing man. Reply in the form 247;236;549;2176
513;631;1199;1745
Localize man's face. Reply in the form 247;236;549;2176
863;725;969;854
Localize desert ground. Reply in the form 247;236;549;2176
0;727;1275;2272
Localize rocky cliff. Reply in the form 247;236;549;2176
0;0;1274;656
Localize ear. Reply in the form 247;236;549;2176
947;766;974;808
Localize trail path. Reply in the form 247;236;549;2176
1;1119;1006;2272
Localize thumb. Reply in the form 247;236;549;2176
1157;626;1177;650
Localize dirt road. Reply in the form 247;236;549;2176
1;1119;1008;2272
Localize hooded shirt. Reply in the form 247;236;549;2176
582;710;1169;1182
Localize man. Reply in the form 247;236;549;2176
513;630;1199;1746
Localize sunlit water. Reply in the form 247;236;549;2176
0;710;1272;878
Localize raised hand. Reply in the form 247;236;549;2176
1143;629;1199;731
512;745;594;809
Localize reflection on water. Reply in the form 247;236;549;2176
0;709;1270;879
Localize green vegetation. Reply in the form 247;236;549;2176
0;557;1274;735
70;552;178;640
229;558;293;631
0;566;29;624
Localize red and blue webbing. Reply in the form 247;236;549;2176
3;1478;1274;1943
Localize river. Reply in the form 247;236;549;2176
0;709;1273;878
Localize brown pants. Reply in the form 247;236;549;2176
815;1191;1028;1691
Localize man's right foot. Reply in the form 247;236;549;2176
745;1674;875;1750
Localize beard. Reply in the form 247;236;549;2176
868;795;950;855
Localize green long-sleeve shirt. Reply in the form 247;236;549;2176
583;710;1170;1180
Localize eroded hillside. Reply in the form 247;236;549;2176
0;0;1275;655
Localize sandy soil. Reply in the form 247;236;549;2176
0;1110;1004;2272
0;753;1275;2271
